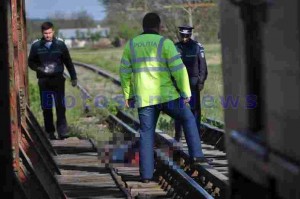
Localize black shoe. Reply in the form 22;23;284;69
48;133;57;140
59;134;69;140
140;179;151;183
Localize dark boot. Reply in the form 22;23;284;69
57;122;68;140
59;132;69;140
140;179;151;183
48;132;57;140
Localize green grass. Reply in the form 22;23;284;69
70;43;224;123
28;72;44;125
70;48;123;74
201;43;224;122
28;43;223;142
28;70;113;141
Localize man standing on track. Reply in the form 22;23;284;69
119;13;207;183
174;26;208;141
28;22;77;140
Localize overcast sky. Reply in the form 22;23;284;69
25;0;106;20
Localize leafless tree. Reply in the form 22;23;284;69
99;0;219;43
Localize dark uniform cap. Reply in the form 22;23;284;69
178;25;194;34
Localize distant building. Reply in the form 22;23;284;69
58;25;110;48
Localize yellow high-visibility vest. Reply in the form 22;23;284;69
119;33;191;107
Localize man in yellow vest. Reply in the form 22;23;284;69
119;13;206;183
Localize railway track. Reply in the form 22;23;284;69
65;68;212;198
70;61;229;198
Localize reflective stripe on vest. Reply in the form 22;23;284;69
129;37;167;65
120;37;183;74
121;58;131;66
120;63;184;74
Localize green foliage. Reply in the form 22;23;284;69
90;32;102;42
29;80;43;124
98;0;109;6
71;43;224;122
106;100;120;115
27;10;97;43
112;37;122;47
99;0;220;43
28;69;109;140
70;48;123;74
29;82;40;105
157;116;175;136
118;23;140;40
194;6;220;43
75;30;87;40
70;43;224;127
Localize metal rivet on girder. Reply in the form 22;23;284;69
212;187;221;197
168;187;174;195
204;181;213;192
166;184;172;191
158;176;163;182
184;191;190;196
159;178;165;186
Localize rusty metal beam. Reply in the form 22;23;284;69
25;115;61;174
0;0;15;197
10;0;21;182
20;125;66;198
26;105;58;155
1;0;64;198
19;147;53;199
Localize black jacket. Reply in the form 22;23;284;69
175;39;208;85
28;37;77;80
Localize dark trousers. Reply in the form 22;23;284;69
38;76;68;136
138;98;204;180
175;85;201;141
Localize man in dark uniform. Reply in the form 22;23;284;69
174;26;208;141
28;22;77;140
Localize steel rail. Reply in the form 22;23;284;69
69;69;214;198
72;61;229;198
73;61;225;151
108;113;213;198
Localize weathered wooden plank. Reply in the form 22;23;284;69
209;159;228;167
60;169;102;175
51;138;95;154
214;167;229;172
57;174;114;184
126;181;160;189
51;137;126;198
132;189;168;197
202;149;226;156
55;155;100;165
54;154;107;173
